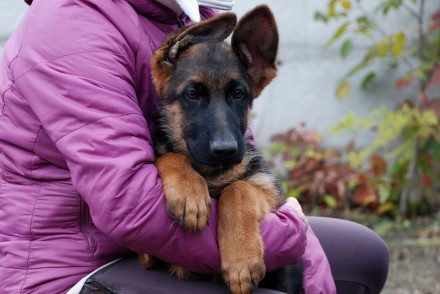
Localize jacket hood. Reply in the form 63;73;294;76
125;0;182;24
24;0;216;25
24;0;180;24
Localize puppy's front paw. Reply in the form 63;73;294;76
222;258;266;294
164;171;211;232
156;153;211;232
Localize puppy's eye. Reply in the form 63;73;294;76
185;88;198;100
233;88;245;99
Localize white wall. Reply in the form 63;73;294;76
233;0;438;148
0;0;27;51
2;0;438;149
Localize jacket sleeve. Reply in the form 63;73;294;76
15;26;305;277
301;227;337;293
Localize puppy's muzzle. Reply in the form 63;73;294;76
210;138;238;158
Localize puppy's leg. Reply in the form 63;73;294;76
218;179;278;294
138;253;159;269
156;152;211;232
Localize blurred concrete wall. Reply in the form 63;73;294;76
1;0;438;149
234;0;431;148
0;1;27;51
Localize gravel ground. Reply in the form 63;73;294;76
312;211;440;294
365;214;440;294
381;236;440;294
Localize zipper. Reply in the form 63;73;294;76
80;199;97;251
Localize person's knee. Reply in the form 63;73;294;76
349;221;389;293
308;217;389;294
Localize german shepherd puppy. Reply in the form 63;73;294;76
139;5;302;294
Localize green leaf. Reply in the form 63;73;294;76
340;0;351;10
377;202;394;214
361;72;376;90
323;195;337;208
377;0;403;16
286;189;301;198
332;112;358;134
340;39;352;59
344;54;373;78
359;118;374;129
289;147;300;158
378;180;391;203
336;80;351;100
373;38;389;58
423;137;440;160
328;0;337;17
391;32;406;59
267;142;286;155
314;11;328;23
325;21;350;48
355;19;374;38
348;151;363;168
280;180;289;194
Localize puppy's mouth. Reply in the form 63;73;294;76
187;140;245;168
190;150;244;168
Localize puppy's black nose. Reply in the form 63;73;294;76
210;139;238;157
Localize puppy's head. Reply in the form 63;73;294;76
152;5;279;167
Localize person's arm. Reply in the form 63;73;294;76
16;49;306;273
14;5;306;274
261;202;307;271
301;226;337;293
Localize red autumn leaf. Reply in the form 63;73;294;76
419;92;429;106
432;9;440;21
370;155;387;176
429;9;440;33
355;187;377;206
428;66;440;89
422;174;432;186
395;76;412;90
356;173;368;185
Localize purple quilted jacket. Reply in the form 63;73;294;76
0;1;335;293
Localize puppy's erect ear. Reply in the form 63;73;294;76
151;13;237;98
157;12;237;65
167;12;237;61
232;5;279;98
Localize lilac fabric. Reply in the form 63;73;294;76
0;1;335;293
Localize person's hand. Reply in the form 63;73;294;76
285;197;308;229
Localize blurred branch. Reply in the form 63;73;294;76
403;2;420;19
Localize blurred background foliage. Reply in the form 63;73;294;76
268;0;440;220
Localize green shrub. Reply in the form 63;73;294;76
270;0;440;218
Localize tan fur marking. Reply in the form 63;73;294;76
175;44;243;95
151;46;174;98
138;253;158;270
247;109;254;124
169;265;194;280
246;173;283;208
156;153;211;231
251;67;277;98
218;180;278;294
165;103;188;154
204;156;249;190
